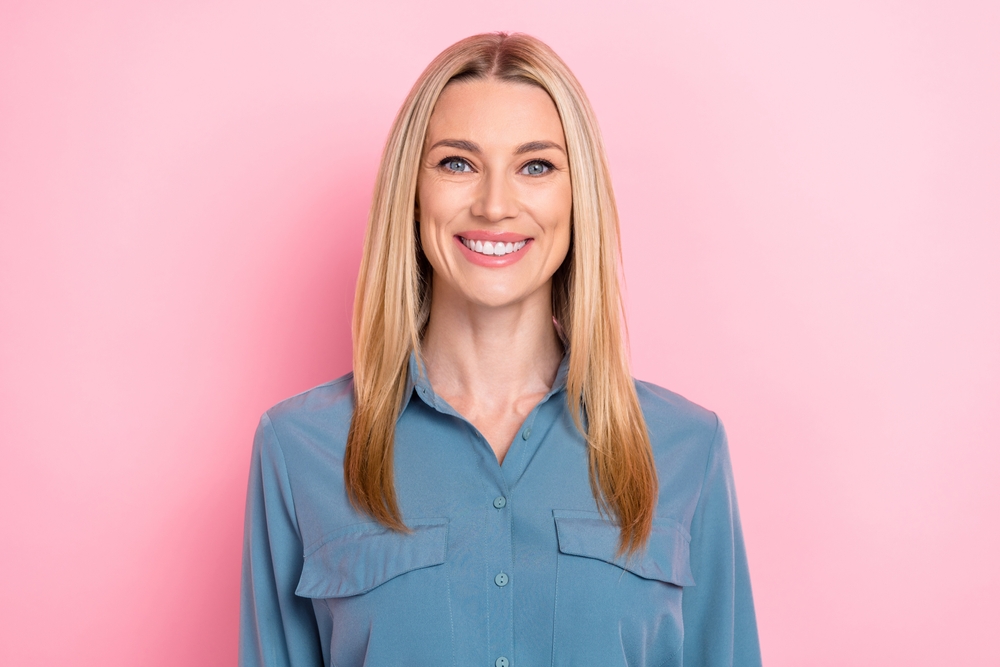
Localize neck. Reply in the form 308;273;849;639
420;282;564;408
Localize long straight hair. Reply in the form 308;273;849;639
346;32;657;556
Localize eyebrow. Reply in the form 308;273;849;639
514;140;565;155
430;139;481;153
428;139;566;155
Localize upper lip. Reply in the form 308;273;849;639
456;230;532;243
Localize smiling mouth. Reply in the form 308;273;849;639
459;236;529;257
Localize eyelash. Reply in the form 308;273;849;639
438;156;556;175
522;159;555;175
439;156;473;173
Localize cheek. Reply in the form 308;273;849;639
416;185;447;261
418;219;446;273
548;186;573;262
551;221;572;270
418;175;465;219
527;179;572;227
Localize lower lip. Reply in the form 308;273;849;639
454;236;533;267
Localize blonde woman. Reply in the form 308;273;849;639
240;33;761;667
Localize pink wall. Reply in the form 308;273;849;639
2;1;997;665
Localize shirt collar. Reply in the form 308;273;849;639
401;346;570;416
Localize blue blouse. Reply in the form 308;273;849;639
240;353;761;667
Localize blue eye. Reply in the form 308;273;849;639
441;157;472;173
522;160;553;176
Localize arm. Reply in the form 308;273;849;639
239;413;323;667
682;417;762;667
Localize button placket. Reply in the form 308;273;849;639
485;467;513;667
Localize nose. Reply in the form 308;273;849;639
470;169;518;223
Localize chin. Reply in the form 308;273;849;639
459;286;531;310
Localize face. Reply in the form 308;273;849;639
417;78;572;310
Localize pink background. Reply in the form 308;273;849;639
2;1;998;665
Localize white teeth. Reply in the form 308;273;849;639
461;237;528;257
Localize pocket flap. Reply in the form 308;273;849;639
296;518;449;598
553;510;694;586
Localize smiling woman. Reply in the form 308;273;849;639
418;81;571;307
240;32;761;667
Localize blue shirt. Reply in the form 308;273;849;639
240;353;761;667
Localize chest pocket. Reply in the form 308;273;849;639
551;510;693;667
295;518;454;667
296;517;449;598
553;509;694;586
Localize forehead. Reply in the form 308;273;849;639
425;79;565;147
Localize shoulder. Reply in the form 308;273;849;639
633;379;724;510
634;378;720;445
254;373;371;544
260;372;356;460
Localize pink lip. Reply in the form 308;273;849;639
453;234;533;268
457;230;532;243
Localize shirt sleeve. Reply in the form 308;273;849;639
239;413;323;667
682;416;762;667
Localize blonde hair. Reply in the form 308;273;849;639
347;32;657;556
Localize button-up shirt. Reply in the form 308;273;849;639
240;353;761;666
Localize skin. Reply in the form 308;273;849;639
417;78;572;464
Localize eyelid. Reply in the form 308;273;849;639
520;158;556;174
438;155;476;172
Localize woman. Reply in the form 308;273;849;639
241;32;761;667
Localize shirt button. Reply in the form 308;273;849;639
496;658;509;667
494;572;509;587
493;496;507;509
521;427;532;440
